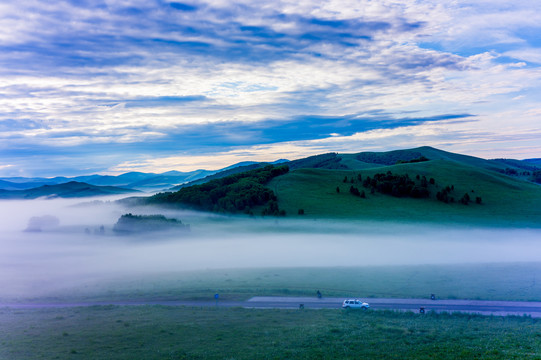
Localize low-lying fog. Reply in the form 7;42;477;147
1;197;540;300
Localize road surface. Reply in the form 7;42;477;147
246;297;541;317
2;297;541;317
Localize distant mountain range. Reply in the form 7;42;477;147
0;160;288;199
0;160;287;193
0;181;136;199
0;170;214;191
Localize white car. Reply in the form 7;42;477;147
342;299;370;309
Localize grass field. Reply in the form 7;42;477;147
4;263;541;359
1;305;540;359
21;263;541;304
267;160;541;226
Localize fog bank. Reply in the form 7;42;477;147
1;198;540;299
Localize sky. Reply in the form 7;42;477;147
1;0;540;177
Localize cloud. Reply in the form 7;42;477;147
0;0;540;176
504;49;541;64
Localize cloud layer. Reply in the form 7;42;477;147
0;0;540;176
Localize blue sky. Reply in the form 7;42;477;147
1;0;540;177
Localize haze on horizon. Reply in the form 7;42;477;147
1;1;541;178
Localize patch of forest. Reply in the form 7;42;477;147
355;150;426;166
147;165;289;215
113;213;190;233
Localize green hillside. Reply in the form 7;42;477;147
147;165;289;215
138;147;541;226
267;159;541;226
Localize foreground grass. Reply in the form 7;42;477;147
1;306;540;360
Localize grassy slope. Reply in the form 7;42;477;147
267;159;541;226
2;306;540;360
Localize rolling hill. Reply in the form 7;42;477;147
141;147;541;227
267;159;541;226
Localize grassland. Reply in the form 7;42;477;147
2;305;540;359
4;263;541;359
23;263;541;304
267;160;541;226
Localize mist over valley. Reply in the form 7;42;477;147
1;189;540;302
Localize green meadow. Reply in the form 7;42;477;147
23;263;541;304
2;305;540;359
4;250;541;359
268;160;541;226
4;263;541;359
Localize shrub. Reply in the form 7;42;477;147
350;186;361;197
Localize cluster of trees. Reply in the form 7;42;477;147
343;174;363;184
532;170;541;184
340;171;483;206
361;171;430;198
113;213;189;233
262;200;286;216
436;185;455;203
355;151;427;166
460;192;482;205
148;165;289;215
396;156;429;164
499;167;541;185
349;185;366;198
436;186;482;205
501;168;532;176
